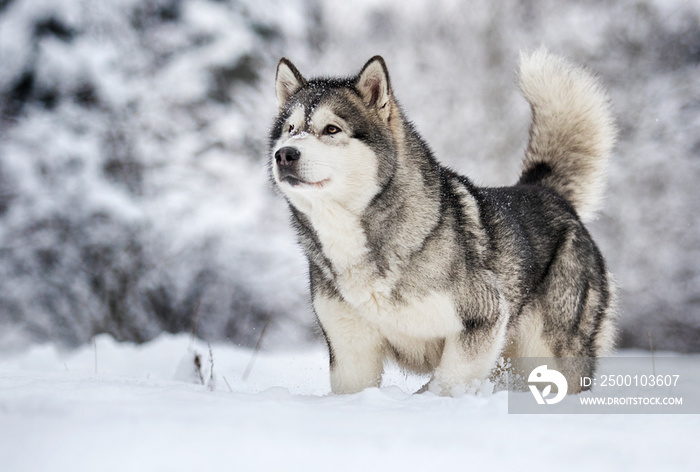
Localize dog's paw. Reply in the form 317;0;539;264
427;377;494;397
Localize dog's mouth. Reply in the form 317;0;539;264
281;175;330;189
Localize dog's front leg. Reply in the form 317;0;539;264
430;298;509;396
314;294;383;394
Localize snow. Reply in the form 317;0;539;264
0;334;697;471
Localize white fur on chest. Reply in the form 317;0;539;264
308;201;369;271
304;199;390;309
315;288;461;344
374;291;462;339
308;203;461;339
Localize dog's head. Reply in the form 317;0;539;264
269;56;398;214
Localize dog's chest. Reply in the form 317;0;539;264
308;202;370;272
307;201;390;306
308;203;461;338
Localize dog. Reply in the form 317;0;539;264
268;49;617;396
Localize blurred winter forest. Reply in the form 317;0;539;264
0;0;698;352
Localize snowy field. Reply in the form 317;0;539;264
1;1;698;469
0;334;697;471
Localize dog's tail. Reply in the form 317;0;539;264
517;49;616;222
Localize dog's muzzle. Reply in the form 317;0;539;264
275;146;302;186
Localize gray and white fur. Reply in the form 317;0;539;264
268;49;617;396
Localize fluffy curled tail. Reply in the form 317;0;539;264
517;49;617;222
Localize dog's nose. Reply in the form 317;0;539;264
275;147;301;166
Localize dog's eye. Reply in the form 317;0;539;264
324;125;341;135
288;124;295;134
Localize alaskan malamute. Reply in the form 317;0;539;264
269;49;617;395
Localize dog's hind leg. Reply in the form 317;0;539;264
502;305;554;360
506;280;615;393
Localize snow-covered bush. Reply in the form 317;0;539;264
0;0;318;348
1;0;698;351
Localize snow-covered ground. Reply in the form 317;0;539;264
0;334;696;471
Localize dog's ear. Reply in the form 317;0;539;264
276;58;305;109
356;56;392;122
